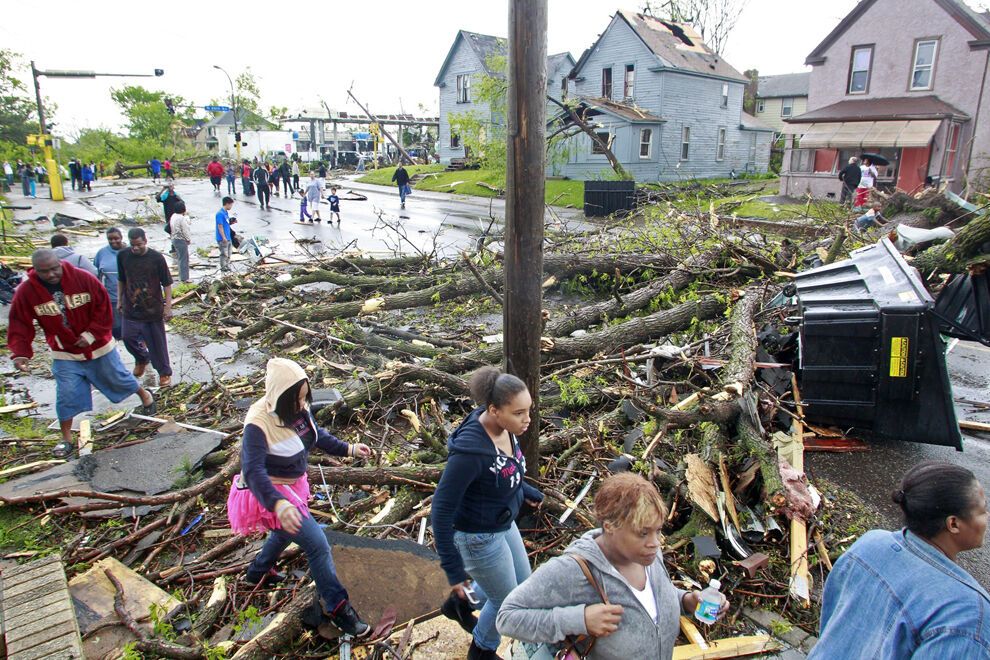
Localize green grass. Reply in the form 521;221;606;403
357;166;584;208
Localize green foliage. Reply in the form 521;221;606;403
202;642;229;660
149;602;178;641
553;375;591;407
110;85;194;149
232;606;262;636
0;49;42;145
172;456;203;489
121;642;143;660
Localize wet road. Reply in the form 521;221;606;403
807;340;990;586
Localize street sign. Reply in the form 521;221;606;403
204;105;231;112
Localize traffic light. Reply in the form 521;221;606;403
235;131;242;142
164;98;175;115
154;69;165;76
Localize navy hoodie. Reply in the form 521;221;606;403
431;408;544;585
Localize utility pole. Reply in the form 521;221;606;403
503;0;547;475
213;66;240;163
345;89;415;165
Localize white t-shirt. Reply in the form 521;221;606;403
170;213;192;242
860;165;878;188
627;570;658;622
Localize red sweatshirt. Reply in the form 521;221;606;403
8;262;116;362
206;161;225;177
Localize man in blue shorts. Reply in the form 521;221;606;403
8;249;157;458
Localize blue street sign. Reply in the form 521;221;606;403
204;105;232;112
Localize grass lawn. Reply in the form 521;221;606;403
357;166;584;208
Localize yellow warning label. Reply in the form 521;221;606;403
889;337;909;378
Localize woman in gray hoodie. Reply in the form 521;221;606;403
497;473;727;659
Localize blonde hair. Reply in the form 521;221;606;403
594;472;667;531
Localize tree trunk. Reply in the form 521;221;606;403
546;95;630;180
912;213;990;274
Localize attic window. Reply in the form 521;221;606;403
657;20;694;47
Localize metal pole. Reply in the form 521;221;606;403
504;0;547;475
214;66;240;162
30;61;47;134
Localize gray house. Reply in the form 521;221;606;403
555;10;773;182
434;30;574;165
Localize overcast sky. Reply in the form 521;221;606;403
2;0;908;136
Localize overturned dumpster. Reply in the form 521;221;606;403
792;237;963;450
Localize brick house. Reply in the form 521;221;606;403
780;0;990;198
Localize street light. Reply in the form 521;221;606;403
213;65;240;162
30;62;164;201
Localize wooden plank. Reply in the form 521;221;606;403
0;403;38;414
3;588;69;619
8;631;83;660
5;617;78;650
673;635;781;659
5;600;74;630
77;420;92;456
960;420;990;433
1;554;84;660
0;460;65;478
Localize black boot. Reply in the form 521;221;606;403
326;599;371;638
441;592;477;633
467;640;503;660
243;567;287;587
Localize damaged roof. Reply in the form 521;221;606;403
434;30;574;87
739;111;775;132
756;72;810;99
553;96;665;126
786;95;969;123
571;10;747;83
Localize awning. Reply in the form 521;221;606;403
789;120;941;148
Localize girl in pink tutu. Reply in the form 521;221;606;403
227;357;373;637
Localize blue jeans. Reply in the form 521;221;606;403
398;184;407;203
248;513;348;611
454;522;531;651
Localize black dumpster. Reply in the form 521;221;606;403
584;180;636;217
934;270;990;346
793;237;962;450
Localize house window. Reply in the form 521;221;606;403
790;148;814;173
721;84;729;108
781;97;794;117
561;77;568;100
680;126;690;160
911;39;938;91
716;127;726;161
592;131;610;155
451;133;461;149
602;67;613;99
756;99;765;113
456;74;471;103
944;123;960;176
640;128;652;158
624;64;635;99
848;45;873;94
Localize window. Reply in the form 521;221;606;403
640;128;652;158
451;133;461;149
944;123;960;176
781;97;794;117
602;67;613;99
848;45;873;94
721;84;729;108
561;77;568;100
790;148;814;173
911;39;938;91
716;127;726;161
592;131;610;155
680;126;691;160
456;74;471;103
756;99;765;113
624;64;635;99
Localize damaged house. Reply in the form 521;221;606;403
554;10;773;182
434;30;574;166
779;0;990;198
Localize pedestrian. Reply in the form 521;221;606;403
159;182;183;233
26;163;37;197
430;366;544;659
254;163;271;210
2;160;12;188
163;158;174;180
94;228;125;339
270;161;282;197
68;159;81;191
170;200;193;283
279;160;292;196
854;157;878;209
17;161;30;196
50;234;99;277
216;196;235;272
117;227;174;387
498;472;728;659
304;173;322;222
7;249;157;458
225;161;237;195
241;160;253;196
206;156;225;193
150;156;162;183
317;161;327;191
298;189;313;223
226;357;373;637
855;202;886;231
809;461;990;658
327;186;341;225
392;162;411;209
838;157;860;207
81;163;94;192
91;162;99;181
291;159;300;192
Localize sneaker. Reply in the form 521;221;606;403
133;362;148;378
52;441;75;459
467;640;503;660
327;600;371;638
158;375;172;388
244;567;287;587
441;592;477;633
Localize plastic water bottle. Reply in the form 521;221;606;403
694;579;722;625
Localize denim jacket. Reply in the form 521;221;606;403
809;529;990;659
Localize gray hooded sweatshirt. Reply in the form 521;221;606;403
497;529;686;660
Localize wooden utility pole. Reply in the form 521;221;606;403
345;90;415;165
504;0;548;475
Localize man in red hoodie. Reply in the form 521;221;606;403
8;249;157;458
206;157;225;193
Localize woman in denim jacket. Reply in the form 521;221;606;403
811;461;989;658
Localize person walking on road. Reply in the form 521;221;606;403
838;157;860;207
117;227;174;387
94;228;126;339
271;161;282;197
280;160;292;196
51;234;99;277
392;162;411;209
327;186;341;225
206;157;225;193
17;161;31;197
8;249;157;458
3;160;13;188
170;200;193;283
304;173;322;222
255;163;272;210
241;160;253;196
216;197;235;272
291;159;300;192
298;189;313;223
150;156;162;183
225;161;237;195
163;158;174;181
68;159;81;191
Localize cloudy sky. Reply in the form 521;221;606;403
2;0;909;136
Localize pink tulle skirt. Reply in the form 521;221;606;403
227;473;311;536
